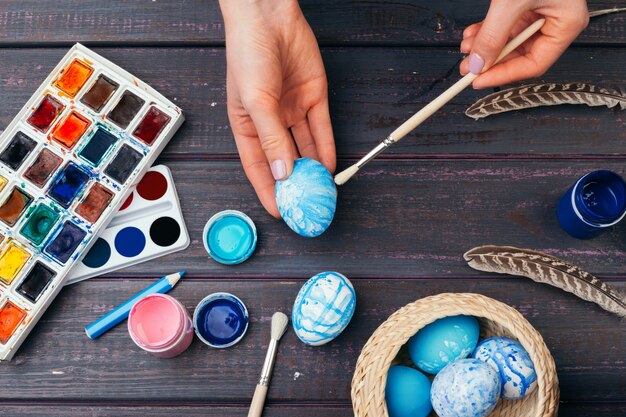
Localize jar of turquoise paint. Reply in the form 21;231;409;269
203;210;257;265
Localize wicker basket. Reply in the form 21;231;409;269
351;293;559;417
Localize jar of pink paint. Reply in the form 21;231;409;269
128;294;194;358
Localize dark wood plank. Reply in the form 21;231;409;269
1;47;624;157
0;405;351;417
1;403;623;417
0;1;624;45
0;279;623;402
84;159;626;278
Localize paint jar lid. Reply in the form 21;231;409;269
193;292;249;348
203;210;257;265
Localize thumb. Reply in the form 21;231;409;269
247;98;294;181
468;1;525;74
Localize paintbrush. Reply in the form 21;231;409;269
248;312;289;417
334;18;546;186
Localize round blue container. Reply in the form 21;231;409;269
193;292;249;348
557;170;626;239
203;210;257;265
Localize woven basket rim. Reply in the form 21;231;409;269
351;292;559;417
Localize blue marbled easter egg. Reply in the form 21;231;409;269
431;359;501;417
386;366;432;417
292;271;356;346
472;337;537;399
408;315;480;374
275;158;337;237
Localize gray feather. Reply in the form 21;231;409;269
463;245;626;318
465;83;626;120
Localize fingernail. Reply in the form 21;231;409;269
468;52;485;74
271;160;287;180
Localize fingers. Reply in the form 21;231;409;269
470;11;588;89
232;128;282;218
291;119;319;160
463;23;481;40
244;94;296;181
466;0;526;74
471;33;560;89
307;100;336;174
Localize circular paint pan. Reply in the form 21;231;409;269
119;192;134;211
137;171;168;201
193;292;249;348
203;210;257;265
82;238;111;268
150;216;181;247
115;226;146;258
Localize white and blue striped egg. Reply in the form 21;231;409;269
472;337;537;399
431;358;501;417
275;158;337;237
292;272;356;346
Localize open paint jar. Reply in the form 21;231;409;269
128;294;193;358
193;293;249;348
203;210;257;265
558;170;626;239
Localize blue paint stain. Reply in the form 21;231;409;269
82;238;111;268
194;294;248;348
47;162;90;208
114;227;146;258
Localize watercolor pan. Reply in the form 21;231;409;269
107;91;145;129
27;95;65;133
0;132;38;171
81;75;119;112
24;148;63;188
67;165;189;284
0;188;33;226
53;59;94;98
0;43;183;360
50;111;92;149
78;128;118;167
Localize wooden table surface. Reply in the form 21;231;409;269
1;1;625;416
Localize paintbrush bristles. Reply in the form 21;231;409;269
271;312;289;341
334;164;359;186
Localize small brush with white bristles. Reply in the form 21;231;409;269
247;312;289;417
334;18;546;186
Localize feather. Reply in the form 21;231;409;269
465;83;626;120
464;245;626;318
589;7;626;18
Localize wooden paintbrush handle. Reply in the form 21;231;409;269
247;384;269;417
390;18;545;142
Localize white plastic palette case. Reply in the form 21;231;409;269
0;43;184;360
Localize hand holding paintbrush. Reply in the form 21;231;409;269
334;18;546;186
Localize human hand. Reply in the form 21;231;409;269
219;0;335;217
460;0;589;89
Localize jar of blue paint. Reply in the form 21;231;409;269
557;170;626;239
203;210;257;265
193;292;249;348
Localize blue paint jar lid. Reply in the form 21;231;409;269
193;292;249;348
203;210;257;265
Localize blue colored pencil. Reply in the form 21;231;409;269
85;271;185;339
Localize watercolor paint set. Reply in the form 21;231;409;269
67;165;189;284
0;44;183;360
